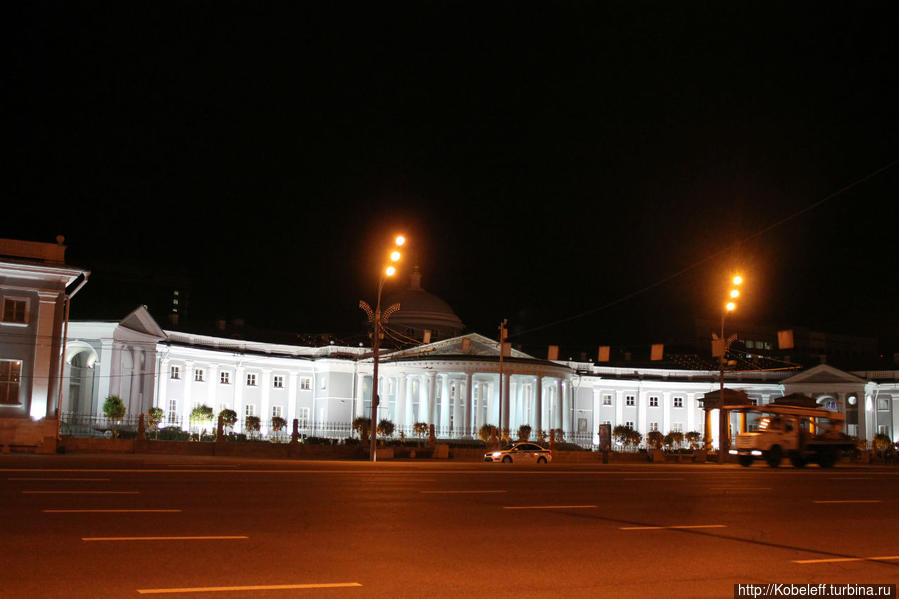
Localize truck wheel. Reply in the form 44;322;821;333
765;445;782;468
789;454;807;468
738;455;753;467
817;449;837;468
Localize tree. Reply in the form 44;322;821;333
190;404;214;434
664;431;684;450
613;425;631;447
147;407;163;439
684;431;702;450
412;422;429;445
103;395;126;438
627;429;643;448
517;424;532;443
219;409;238;432
245;416;261;436
271;416;287;433
377;419;395;440
353;417;371;443
646;430;664;450
478;424;498;443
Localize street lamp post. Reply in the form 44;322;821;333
717;274;742;461
359;235;405;462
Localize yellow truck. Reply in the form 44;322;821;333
730;404;856;468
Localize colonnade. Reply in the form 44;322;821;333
356;369;573;438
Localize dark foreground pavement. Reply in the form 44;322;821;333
1;453;897;598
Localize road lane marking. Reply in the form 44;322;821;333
828;477;875;480
623;478;684;481
137;582;362;594
22;490;139;494
8;477;111;481
709;487;772;490
83;536;247;541
503;505;597;510
620;525;727;530
813;500;882;504
45;509;181;513
793;555;899;564
421;490;507;494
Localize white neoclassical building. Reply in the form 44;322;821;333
60;307;898;447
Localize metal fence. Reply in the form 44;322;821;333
59;413;602;448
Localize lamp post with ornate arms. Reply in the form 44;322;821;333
715;274;742;460
359;235;405;462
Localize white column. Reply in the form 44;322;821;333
157;356;169;418
535;377;543;433
663;391;671;433
464;372;473;436
396;373;407;426
355;373;365;418
440;374;450;431
109;341;122;398
207;365;217;413
182;360;194;430
288;372;298;424
638;390;648;434
555;379;563;431
30;291;60;419
260;369;271;434
592;389;601;438
234;365;245;431
615;390;623;428
427;373;436;425
687;393;696;433
97;340;114;414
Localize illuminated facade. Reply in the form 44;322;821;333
0;238;88;450
62;307;898;446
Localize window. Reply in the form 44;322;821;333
220;371;230;384
673;396;684;408
245;404;256;417
749;398;758;406
878;425;890;436
300;377;311;390
878;397;889;411
272;405;282;418
649;422;659;432
273;375;284;388
0;360;22;405
625;421;634;429
167;399;177;424
194;369;204;382
671;423;683;433
602;394;612;406
601;420;611;426
1;297;28;324
320;376;327;390
170;366;180;380
649;396;659;407
298;407;310;428
625;395;635;407
246;373;257;387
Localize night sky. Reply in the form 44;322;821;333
6;3;898;355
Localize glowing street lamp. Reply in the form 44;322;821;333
359;235;406;462
715;273;743;459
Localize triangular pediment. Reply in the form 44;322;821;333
387;332;536;360
117;306;167;340
781;363;865;385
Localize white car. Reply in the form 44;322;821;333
484;443;552;464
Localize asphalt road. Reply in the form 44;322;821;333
1;454;897;599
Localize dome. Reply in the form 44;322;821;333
383;267;465;343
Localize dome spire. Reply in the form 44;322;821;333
410;265;422;290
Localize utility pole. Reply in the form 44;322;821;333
498;319;508;440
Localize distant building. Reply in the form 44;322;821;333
0;237;89;451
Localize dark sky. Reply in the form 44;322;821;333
6;2;898;353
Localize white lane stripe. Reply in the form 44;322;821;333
620;525;726;530
828;477;874;480
23;490;139;494
813;500;882;504
8;477;111;481
137;582;362;594
503;505;597;510
83;536;247;541
709;487;772;490
421;490;507;494
45;509;181;513
623;478;684;481
794;555;899;564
